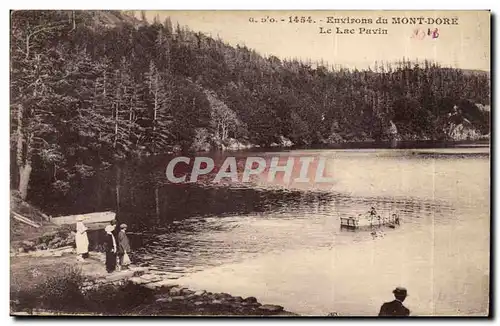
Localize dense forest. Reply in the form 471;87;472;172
10;10;490;201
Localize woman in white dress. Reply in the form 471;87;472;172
75;216;89;261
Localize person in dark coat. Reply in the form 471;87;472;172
104;225;117;273
117;223;131;270
378;287;410;316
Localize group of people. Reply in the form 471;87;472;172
74;215;411;316
74;216;131;273
367;207;400;225
104;220;131;273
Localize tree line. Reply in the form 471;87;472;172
10;10;490;201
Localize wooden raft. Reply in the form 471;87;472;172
340;214;400;229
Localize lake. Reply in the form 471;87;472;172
38;144;491;316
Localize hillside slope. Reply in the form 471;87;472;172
10;10;490;200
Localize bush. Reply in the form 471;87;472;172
11;265;155;315
12;266;85;313
30;224;76;250
37;266;85;311
85;283;155;315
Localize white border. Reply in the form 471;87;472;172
2;1;498;325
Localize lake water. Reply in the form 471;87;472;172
40;145;491;316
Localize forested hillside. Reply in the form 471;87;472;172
10;10;490;200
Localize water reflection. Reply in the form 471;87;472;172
129;189;456;278
30;145;489;315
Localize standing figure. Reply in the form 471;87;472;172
378;287;410;316
75;216;89;262
368;207;377;226
104;225;117;273
117;224;131;271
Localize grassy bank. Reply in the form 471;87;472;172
11;251;295;316
10;194;296;316
11;192;60;245
11;260;156;315
10;255;294;316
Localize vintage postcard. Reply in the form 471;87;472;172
10;10;490;317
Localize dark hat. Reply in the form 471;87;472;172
393;287;408;296
120;223;128;229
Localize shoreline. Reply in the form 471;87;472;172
183;139;490;156
10;250;297;316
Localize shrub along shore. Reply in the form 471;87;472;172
10;248;296;316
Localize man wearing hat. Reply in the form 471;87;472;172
378;287;410;316
117;223;131;270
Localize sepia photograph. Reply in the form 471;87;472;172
9;9;491;317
